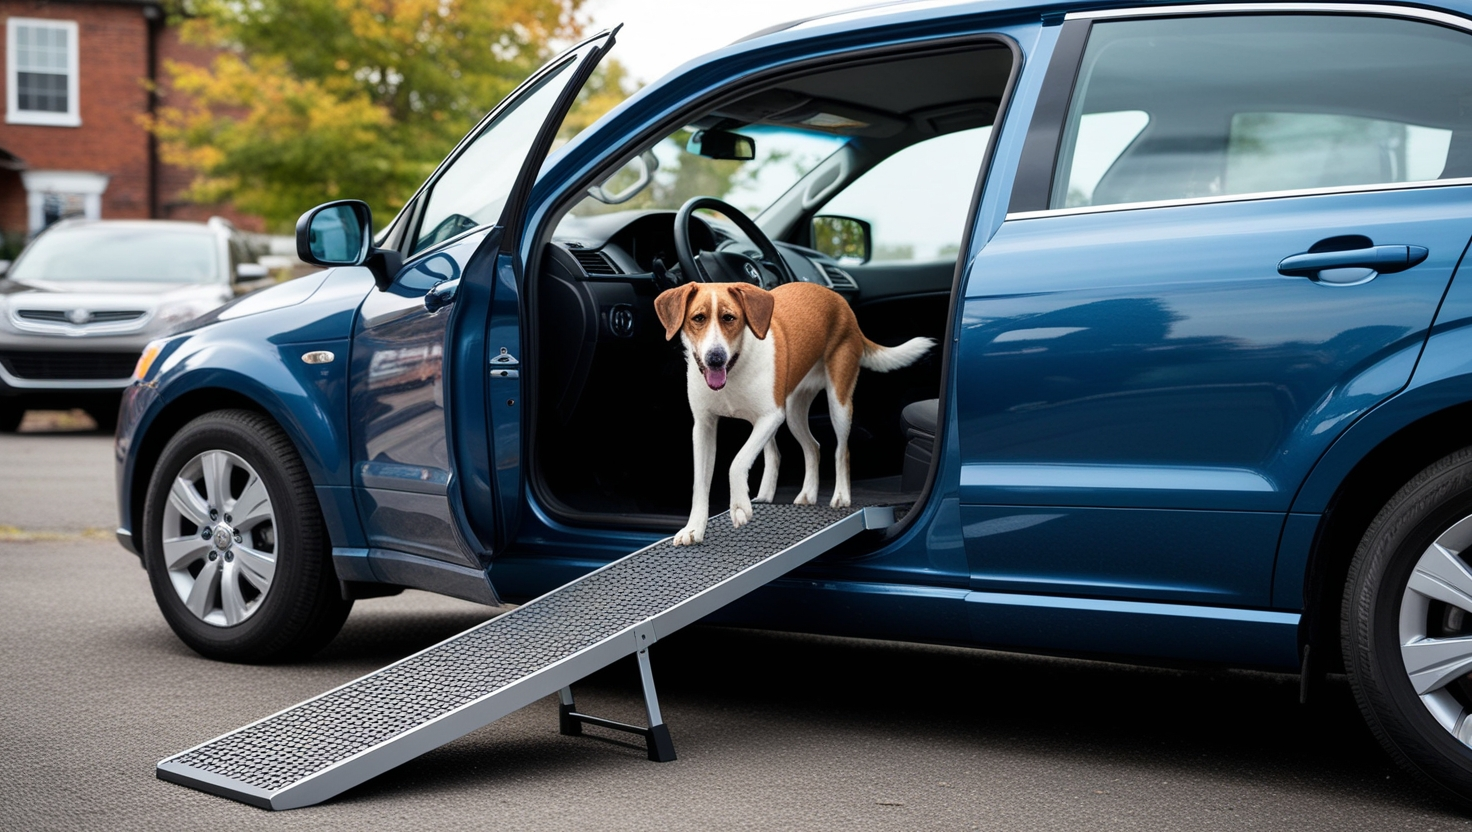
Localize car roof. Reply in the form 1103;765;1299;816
739;0;1472;39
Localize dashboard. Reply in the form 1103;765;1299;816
549;210;860;294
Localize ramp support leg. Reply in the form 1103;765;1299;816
555;648;676;762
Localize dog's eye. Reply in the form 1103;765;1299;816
691;314;706;324
721;313;736;323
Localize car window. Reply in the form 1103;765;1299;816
821;126;990;262
1053;15;1472;210
8;226;219;283
412;43;595;253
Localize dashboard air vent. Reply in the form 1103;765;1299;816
821;264;858;291
570;249;621;276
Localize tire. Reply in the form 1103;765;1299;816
0;403;22;433
142;409;351;662
1344;445;1472;807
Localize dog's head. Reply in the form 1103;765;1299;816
654;282;774;391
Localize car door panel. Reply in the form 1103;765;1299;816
959;186;1472;603
350;232;480;567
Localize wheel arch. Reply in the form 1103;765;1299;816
125;363;356;557
1295;391;1472;672
127;387;271;551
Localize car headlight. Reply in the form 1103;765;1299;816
132;339;166;382
156;301;218;325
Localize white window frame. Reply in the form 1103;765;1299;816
6;18;81;127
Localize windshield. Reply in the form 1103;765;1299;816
10;226;220;283
566;125;847;219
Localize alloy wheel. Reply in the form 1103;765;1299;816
160;449;277;627
1399;513;1472;746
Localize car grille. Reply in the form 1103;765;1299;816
15;309;147;325
0;351;140;380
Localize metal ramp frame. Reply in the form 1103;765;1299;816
156;503;895;810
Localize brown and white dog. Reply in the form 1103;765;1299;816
655;280;934;545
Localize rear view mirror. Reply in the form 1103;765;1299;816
812;215;872;265
296;200;371;266
687;129;756;161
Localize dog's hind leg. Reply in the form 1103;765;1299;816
785;381;822;505
826;344;862;508
755;437;781;504
674;413;719;546
729;410;785;529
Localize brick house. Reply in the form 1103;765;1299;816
0;0;256;257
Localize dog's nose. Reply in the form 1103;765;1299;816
705;349;727;369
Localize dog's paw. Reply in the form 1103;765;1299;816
673;525;705;546
829;491;852;508
753;491;774;504
793;490;817;506
730;502;753;529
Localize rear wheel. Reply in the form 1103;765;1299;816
142;409;350;662
1344;446;1472;807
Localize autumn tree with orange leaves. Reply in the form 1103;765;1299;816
150;0;630;232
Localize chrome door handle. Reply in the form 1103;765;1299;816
424;278;460;312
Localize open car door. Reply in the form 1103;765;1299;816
346;30;616;600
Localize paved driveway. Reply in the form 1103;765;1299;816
1;421;1469;830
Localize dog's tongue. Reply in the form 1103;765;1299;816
704;367;727;390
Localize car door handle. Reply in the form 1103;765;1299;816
424;278;459;312
1278;245;1428;281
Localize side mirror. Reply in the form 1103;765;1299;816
294;199;402;291
235;262;270;280
811;215;872;265
0;260;10;277
687;129;756;161
296;200;371;266
231;262;273;296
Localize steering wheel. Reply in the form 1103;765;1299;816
673;196;797;286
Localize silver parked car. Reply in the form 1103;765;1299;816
0;218;269;431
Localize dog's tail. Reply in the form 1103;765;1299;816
860;336;935;372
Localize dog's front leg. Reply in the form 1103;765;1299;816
729;411;786;529
674;413;719;546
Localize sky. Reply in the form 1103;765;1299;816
581;0;870;85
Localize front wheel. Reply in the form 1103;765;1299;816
1344;446;1472;807
142;409;350;662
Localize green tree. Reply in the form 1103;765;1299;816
150;0;627;232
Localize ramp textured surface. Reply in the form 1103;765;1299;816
158;503;887;809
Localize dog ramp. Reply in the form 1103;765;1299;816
157;503;896;810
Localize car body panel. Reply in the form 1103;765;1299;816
114;268;374;554
351;231;483;568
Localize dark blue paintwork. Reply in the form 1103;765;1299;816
115;0;1472;674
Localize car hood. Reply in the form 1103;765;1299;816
0;278;228;304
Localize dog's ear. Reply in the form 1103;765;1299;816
729;283;774;339
654;283;697;341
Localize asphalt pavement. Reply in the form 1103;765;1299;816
3;416;1472;830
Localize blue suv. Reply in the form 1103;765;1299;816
117;0;1472;805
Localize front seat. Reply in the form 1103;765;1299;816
900;398;938;492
